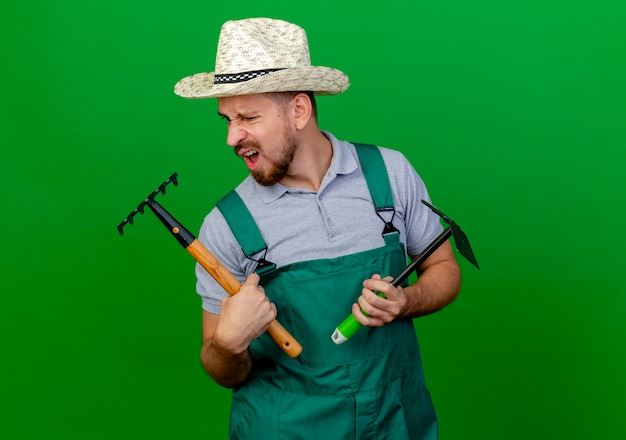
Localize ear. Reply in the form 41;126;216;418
292;93;313;130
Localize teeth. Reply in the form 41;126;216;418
243;150;258;157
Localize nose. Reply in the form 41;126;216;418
226;122;246;148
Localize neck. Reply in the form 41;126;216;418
280;130;332;191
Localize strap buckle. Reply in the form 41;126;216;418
246;249;277;276
376;208;399;236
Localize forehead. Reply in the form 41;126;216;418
217;93;277;115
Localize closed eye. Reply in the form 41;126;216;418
217;113;258;124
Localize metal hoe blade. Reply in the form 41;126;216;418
422;200;479;269
449;221;479;269
391;200;479;287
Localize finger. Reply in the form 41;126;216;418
352;303;385;327
357;292;389;320
361;285;405;319
242;272;261;287
269;302;278;318
357;294;376;317
363;278;393;298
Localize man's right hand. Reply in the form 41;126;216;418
213;273;278;354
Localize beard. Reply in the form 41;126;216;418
242;128;298;187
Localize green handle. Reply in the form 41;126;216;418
331;314;362;344
331;292;386;344
331;208;476;347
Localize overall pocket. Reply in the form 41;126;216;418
265;260;394;367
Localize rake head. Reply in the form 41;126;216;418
117;172;179;235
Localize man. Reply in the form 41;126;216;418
175;18;461;439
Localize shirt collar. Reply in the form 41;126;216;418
256;130;359;204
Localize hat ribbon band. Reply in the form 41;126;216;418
214;68;286;84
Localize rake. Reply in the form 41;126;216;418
117;173;302;358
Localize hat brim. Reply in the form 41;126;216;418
174;66;349;98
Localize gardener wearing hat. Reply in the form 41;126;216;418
176;18;460;439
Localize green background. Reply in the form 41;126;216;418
2;0;624;438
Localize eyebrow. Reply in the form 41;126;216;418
217;111;260;121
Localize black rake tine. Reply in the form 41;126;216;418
117;172;179;236
117;209;139;235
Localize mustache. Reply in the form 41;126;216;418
234;142;261;156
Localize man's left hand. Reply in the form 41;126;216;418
352;274;407;327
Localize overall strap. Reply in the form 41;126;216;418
216;190;276;275
216;143;400;271
352;143;400;241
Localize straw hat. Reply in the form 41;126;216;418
174;18;350;99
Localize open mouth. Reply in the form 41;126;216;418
242;149;260;169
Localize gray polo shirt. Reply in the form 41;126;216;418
196;131;443;313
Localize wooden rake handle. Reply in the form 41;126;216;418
186;240;302;358
119;188;302;359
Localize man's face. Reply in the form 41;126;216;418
217;94;297;186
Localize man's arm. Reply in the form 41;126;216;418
200;274;277;388
352;241;461;325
